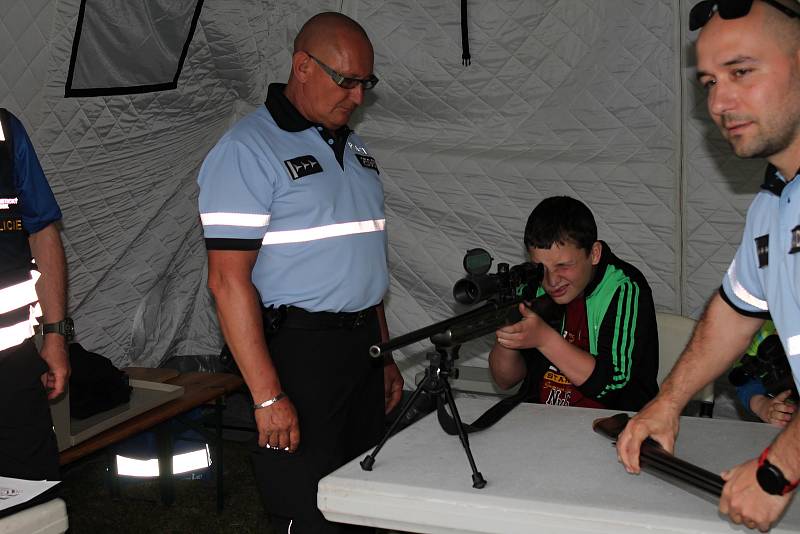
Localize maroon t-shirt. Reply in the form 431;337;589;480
537;297;605;408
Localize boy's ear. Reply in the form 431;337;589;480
590;241;602;266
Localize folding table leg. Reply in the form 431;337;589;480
105;447;121;499
156;423;175;506
215;398;224;512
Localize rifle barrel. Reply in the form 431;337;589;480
592;413;724;497
369;299;521;358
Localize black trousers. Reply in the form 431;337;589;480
252;308;384;534
0;339;60;481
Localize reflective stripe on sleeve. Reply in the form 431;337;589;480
262;219;386;245
0;304;42;351
788;335;800;357
727;259;768;311
200;212;270;228
0;270;40;314
0;120;5;141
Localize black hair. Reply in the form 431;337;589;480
523;196;597;253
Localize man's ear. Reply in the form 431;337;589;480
590;241;602;266
292;51;312;83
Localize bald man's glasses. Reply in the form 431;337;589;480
689;0;800;31
308;54;379;90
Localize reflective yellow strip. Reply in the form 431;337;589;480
0;271;40;314
200;212;270;227
262;219;386;245
727;259;768;311
0;304;41;351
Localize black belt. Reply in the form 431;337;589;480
263;305;375;331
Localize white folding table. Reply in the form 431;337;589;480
0;499;67;534
318;398;800;533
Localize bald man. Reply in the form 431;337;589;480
618;1;800;530
198;12;402;533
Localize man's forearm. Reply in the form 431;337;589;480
659;294;762;409
213;283;282;403
28;223;70;398
27;223;67;322
207;250;282;404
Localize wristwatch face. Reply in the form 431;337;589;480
63;318;75;340
43;318;75;341
757;461;787;495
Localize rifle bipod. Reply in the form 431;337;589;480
360;344;487;489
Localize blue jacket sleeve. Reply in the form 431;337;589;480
9;112;62;234
736;378;767;417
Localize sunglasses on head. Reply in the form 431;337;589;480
689;0;800;31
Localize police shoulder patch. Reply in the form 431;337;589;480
284;155;322;180
755;234;769;267
790;225;800;255
356;154;379;174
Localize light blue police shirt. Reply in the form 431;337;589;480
198;100;388;313
721;165;800;390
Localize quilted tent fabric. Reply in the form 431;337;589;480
0;0;769;382
350;0;681;371
3;0;338;366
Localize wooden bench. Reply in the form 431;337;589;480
59;369;243;511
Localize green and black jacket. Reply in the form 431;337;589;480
524;241;659;411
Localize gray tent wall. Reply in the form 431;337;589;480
1;0;336;367
0;0;764;383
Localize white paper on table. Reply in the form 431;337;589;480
0;477;60;512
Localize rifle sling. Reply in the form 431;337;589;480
436;374;532;435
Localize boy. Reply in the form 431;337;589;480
489;196;658;411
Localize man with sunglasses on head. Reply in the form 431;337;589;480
618;1;800;531
197;12;403;533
